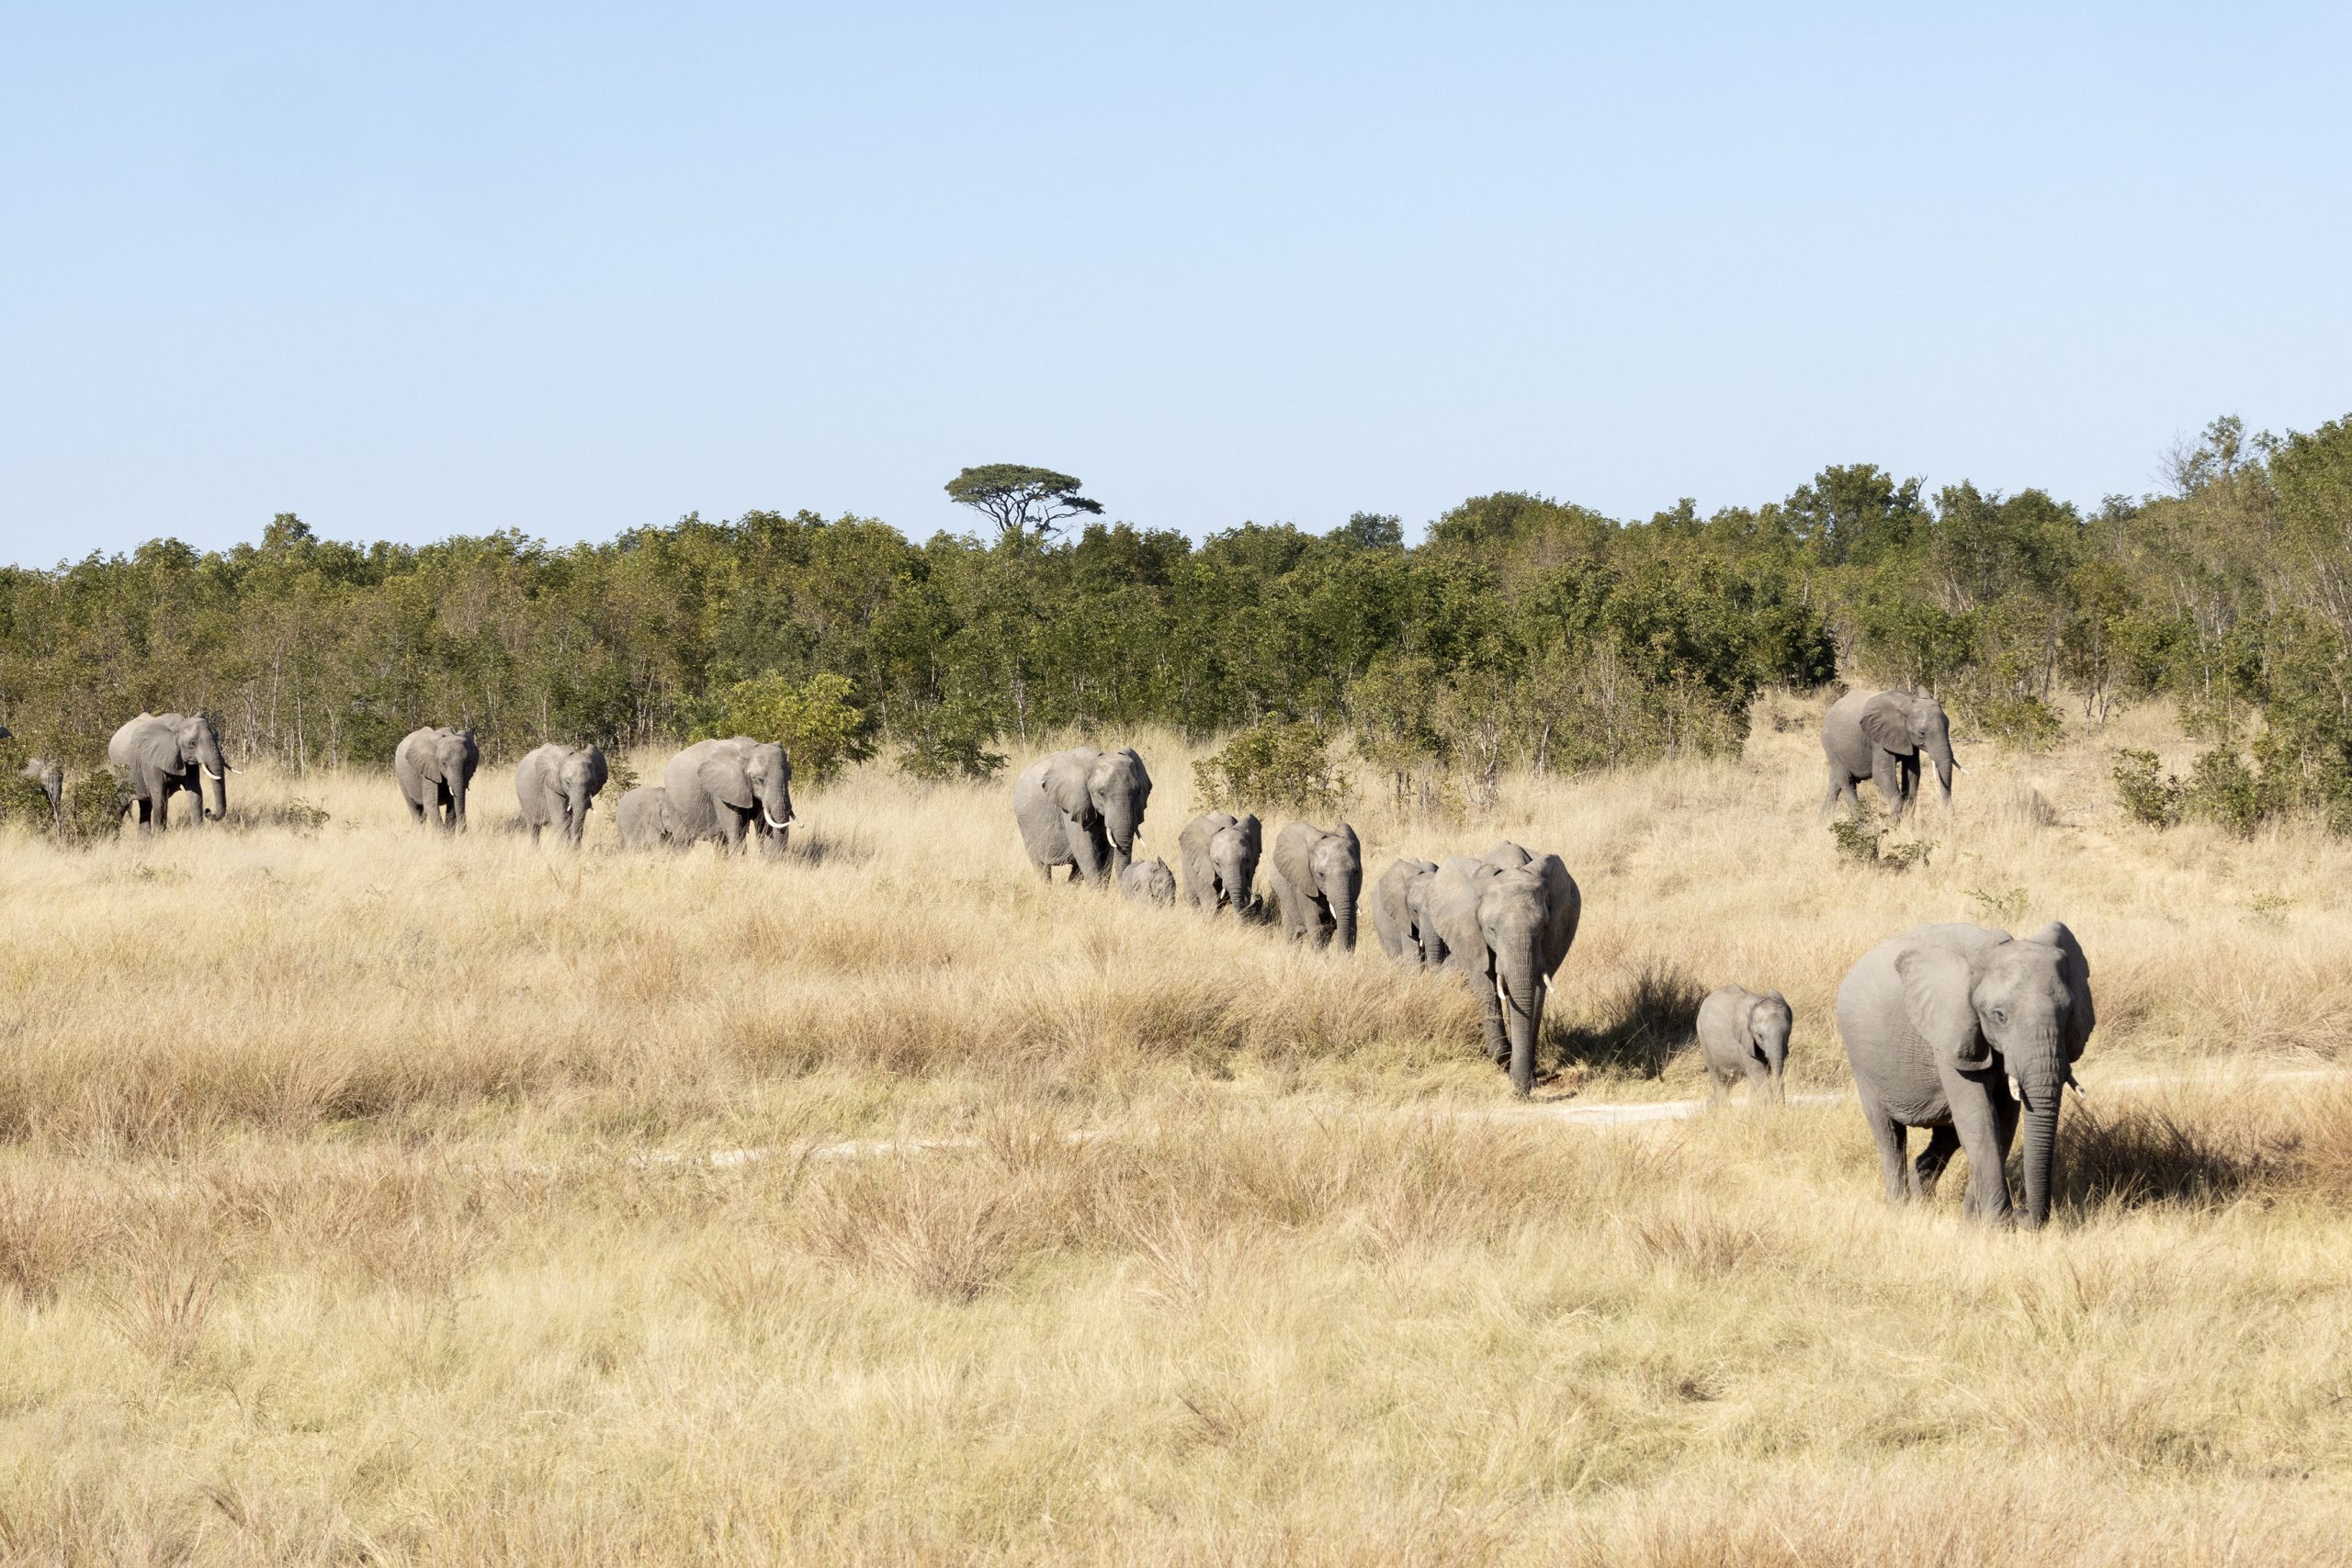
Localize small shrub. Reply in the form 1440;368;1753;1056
2185;746;2274;838
1194;721;1349;815
897;704;1007;784
277;797;332;835
0;772;52;831
605;758;640;795
2112;750;2184;829
1967;886;2030;927
696;671;868;782
62;773;126;843
1977;694;2065;751
1829;800;1931;873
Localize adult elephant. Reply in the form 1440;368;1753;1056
664;737;794;855
1371;857;1440;965
1428;842;1581;1096
615;784;671;849
1822;688;1955;822
1012;747;1151;885
395;727;480;831
108;712;230;829
1836;920;2093;1228
1177;810;1261;916
1267;821;1362;949
514;743;609;847
20;758;63;823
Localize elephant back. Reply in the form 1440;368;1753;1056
662;739;732;842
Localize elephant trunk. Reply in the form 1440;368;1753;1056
203;764;228;822
448;778;468;831
2018;1069;2063;1229
1928;728;1956;807
1330;889;1358;953
1499;949;1544;1097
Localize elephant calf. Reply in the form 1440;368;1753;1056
1836;920;2094;1228
1268;821;1362;949
1120;856;1177;906
1428;842;1581;1096
1178;810;1261;916
1697;985;1792;1105
515;743;609;847
615;784;671;849
395;726;480;831
1371;857;1439;965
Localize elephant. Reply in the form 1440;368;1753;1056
394;727;481;831
615;784;671;849
1177;810;1261;916
1697;985;1792;1105
514;743;609;846
20;758;63;823
1371;857;1440;965
663;737;795;855
1120;856;1177;906
1012;747;1152;885
1267;821;1362;949
1427;842;1581;1096
1822;688;1955;822
1835;920;2094;1228
107;712;231;829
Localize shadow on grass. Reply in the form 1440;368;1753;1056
2052;1100;2272;1213
791;826;879;868
1552;960;1707;1079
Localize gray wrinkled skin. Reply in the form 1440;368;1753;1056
393;727;480;831
1836;920;2094;1228
1697;985;1792;1105
1267;821;1362;950
1822;688;1955;823
614;784;672;849
109;712;231;830
1012;747;1152;885
1119;856;1177;906
1427;841;1580;1096
515;743;610;847
1371;857;1439;964
1177;810;1261;916
663;738;794;856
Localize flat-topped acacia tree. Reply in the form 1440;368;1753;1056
944;465;1103;544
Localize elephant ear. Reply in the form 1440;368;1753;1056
2028;920;2096;1061
1271;826;1318;897
698;752;754;812
413;737;445;785
1896;942;1987;1070
1532;854;1579;978
581;746;610;793
1048;755;1096;822
1233;813;1261;851
1859;693;1914;753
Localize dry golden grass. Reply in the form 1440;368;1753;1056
0;694;2348;1563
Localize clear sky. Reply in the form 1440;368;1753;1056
3;2;2346;565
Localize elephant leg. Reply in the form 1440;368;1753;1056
1476;972;1509;1064
1914;1124;1962;1198
1824;761;1847;813
1859;1090;1910;1204
1948;1079;2015;1224
404;795;425;825
1871;748;1905;822
1707;1070;1728;1108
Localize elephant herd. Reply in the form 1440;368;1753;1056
1018;696;2099;1231
385;727;797;852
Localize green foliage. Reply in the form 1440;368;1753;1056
274;797;332;835
695;671;866;783
1193;721;1349;815
0;773;51;830
1967;886;2030;926
896;703;1007;784
1829;800;1932;873
62;773;124;843
2184;747;2275;838
2112;750;2185;830
943;465;1102;543
606;758;639;796
1975;694;2065;751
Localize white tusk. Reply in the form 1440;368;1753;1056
763;810;788;830
203;767;223;781
2008;1075;2022;1101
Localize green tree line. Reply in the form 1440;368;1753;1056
2;413;2346;825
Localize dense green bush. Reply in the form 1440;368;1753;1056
1193;722;1350;815
61;773;124;842
2112;750;2185;830
695;671;867;782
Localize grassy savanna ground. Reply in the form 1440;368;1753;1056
2;695;2351;1563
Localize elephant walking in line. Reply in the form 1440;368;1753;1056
615;784;671;849
1428;842;1581;1096
1697;985;1792;1104
1012;747;1152;885
1372;857;1440;965
20;758;63;823
1822;688;1955;822
663;737;795;855
514;743;609;847
108;712;231;829
395;727;481;831
1267;821;1362;949
1120;856;1177;905
1178;810;1261;916
1836;920;2093;1228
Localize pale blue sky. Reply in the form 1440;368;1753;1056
3;2;2346;564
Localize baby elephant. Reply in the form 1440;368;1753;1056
1696;986;1792;1104
1120;856;1177;906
